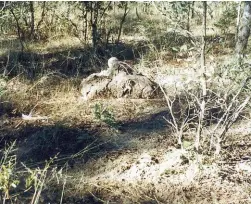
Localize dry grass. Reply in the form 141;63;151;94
28;36;84;54
66;131;251;203
0;2;251;203
1;48;251;203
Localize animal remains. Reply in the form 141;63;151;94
80;57;161;100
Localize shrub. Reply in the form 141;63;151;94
93;102;118;129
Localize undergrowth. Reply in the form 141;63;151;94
93;102;119;130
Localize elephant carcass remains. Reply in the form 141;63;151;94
107;71;160;98
80;58;161;100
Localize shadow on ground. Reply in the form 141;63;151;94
120;108;169;134
0;106;170;168
0;37;148;79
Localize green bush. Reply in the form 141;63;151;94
214;4;237;34
0;142;19;202
93;103;118;129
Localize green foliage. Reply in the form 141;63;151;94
0;86;4;98
214;4;237;34
0;142;61;203
93;103;118;129
0;77;7;97
23;157;56;198
0;142;19;200
153;30;194;49
216;60;251;89
170;1;191;16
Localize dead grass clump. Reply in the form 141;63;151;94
0;75;82;123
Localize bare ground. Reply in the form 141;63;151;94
1;76;251;203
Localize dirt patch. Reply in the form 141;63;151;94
1;74;251;203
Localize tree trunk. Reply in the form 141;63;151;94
90;2;99;48
195;1;207;152
29;2;35;40
83;8;88;43
10;8;24;52
36;2;46;34
187;2;191;31
92;23;98;48
191;1;195;19
117;3;129;43
236;2;251;62
235;1;242;43
136;7;140;20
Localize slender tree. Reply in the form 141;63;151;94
195;1;207;152
236;2;251;63
29;2;35;40
117;2;130;43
